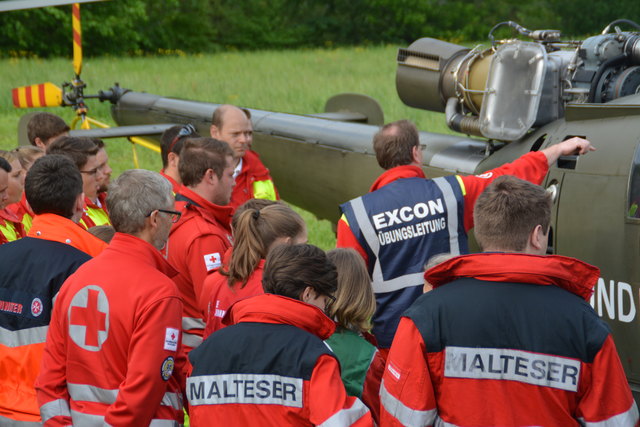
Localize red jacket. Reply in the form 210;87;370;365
167;186;233;353
381;253;638;426
230;150;278;211
35;233;186;426
202;259;265;338
337;152;549;263
187;294;373;426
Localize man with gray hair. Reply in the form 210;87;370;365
36;170;187;426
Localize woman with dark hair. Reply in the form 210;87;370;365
187;244;373;426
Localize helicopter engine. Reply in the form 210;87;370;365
396;21;640;141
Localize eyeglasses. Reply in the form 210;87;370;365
80;166;100;176
146;209;182;223
169;124;197;153
325;293;336;305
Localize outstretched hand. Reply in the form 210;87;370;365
542;137;596;165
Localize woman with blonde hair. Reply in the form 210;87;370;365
325;248;386;424
202;202;307;337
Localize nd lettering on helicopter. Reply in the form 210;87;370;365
5;0;640;400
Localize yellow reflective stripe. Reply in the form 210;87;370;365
340;214;349;226
455;175;466;196
85;206;111;227
252;179;277;201
21;213;33;233
0;220;19;242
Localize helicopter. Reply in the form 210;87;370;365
7;1;640;400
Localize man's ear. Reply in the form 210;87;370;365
167;152;179;168
300;286;314;304
412;145;423;165
529;224;546;253
210;124;220;139
34;138;46;150
72;192;85;223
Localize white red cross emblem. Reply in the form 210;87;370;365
68;285;109;351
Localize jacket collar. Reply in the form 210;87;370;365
225;294;336;339
424;252;600;300
175;185;233;231
0;207;21;222
370;165;425;192
238;150;270;178
27;213;107;257
107;232;178;278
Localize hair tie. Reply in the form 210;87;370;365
252;209;260;220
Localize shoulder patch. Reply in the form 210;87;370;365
31;297;43;317
475;172;494;179
204;252;222;271
161;356;175;381
164;327;179;351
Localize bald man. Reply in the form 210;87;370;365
210;105;278;210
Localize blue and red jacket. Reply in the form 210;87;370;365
340;173;466;348
187;294;373;426
337;151;549;348
381;253;639;426
0;215;93;425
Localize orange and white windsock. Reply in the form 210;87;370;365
11;83;63;108
72;3;82;77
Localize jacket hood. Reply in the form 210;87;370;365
225;293;336;339
424;253;600;301
370;165;425;192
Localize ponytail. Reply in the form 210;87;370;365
224;203;306;289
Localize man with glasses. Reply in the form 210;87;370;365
36;170;186;426
167;137;235;355
47;136;109;230
160;124;200;194
337;120;596;353
92;139;113;225
210;105;278;211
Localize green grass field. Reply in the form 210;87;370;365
0;46;452;249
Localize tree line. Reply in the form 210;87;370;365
1;0;639;57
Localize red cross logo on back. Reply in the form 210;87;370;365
68;285;109;351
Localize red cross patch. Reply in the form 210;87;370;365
68;285;109;351
203;252;222;271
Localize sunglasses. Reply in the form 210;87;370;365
168;124;197;153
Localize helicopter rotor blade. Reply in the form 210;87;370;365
72;2;82;77
0;0;107;12
11;83;64;108
68;124;179;139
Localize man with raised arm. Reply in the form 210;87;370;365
337;119;595;351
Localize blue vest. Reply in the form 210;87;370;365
340;175;467;347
